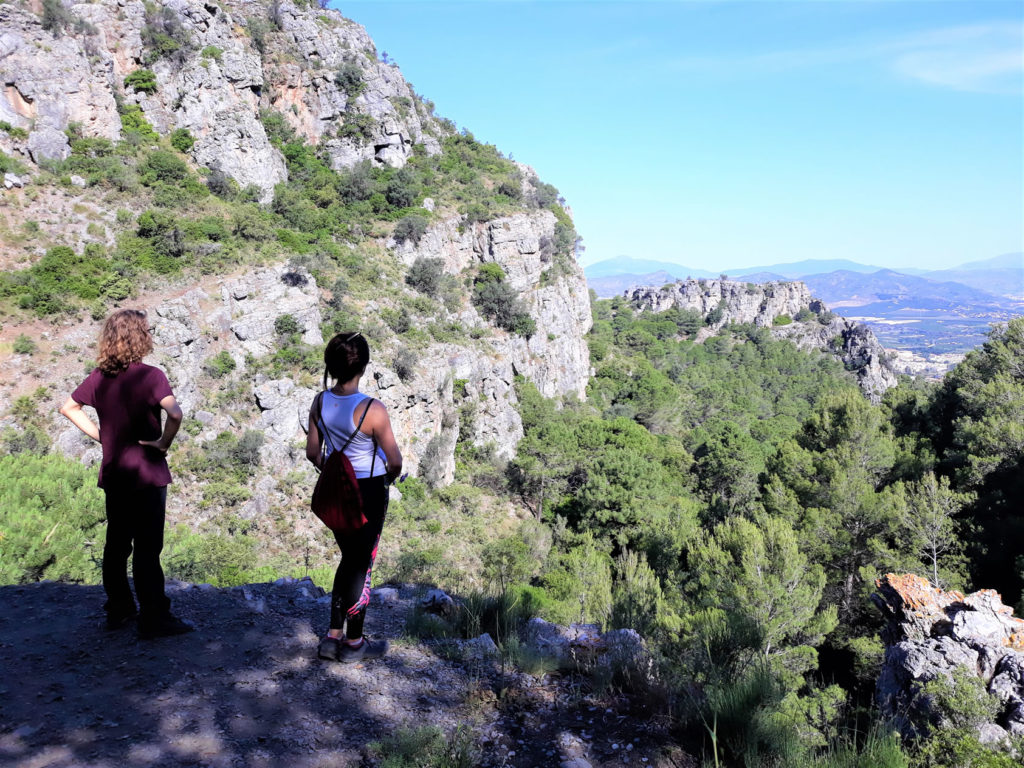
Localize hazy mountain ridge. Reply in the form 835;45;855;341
588;255;1024;355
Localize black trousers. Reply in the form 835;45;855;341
330;476;389;637
102;485;171;620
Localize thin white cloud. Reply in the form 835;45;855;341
667;21;1023;94
890;23;1022;93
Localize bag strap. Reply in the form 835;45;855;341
342;397;373;454
319;392;373;448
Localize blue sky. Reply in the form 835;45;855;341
337;1;1023;272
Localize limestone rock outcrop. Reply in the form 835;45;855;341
0;0;447;200
626;278;897;402
873;573;1024;744
390;209;592;402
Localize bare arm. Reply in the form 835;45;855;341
306;409;323;469
59;397;100;442
138;395;183;453
367;401;403;481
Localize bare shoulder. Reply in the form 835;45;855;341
366;397;390;423
308;392;324;416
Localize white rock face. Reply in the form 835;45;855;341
147;264;320;418
1;0;449;199
9;0;593;492
627;278;812;330
392;210;593;401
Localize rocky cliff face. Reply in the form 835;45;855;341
626;278;898;402
873;574;1024;746
0;0;443;201
0;0;592;500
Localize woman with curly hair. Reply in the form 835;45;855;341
306;331;403;662
60;309;192;638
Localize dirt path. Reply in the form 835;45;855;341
0;580;684;768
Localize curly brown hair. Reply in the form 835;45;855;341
97;309;153;374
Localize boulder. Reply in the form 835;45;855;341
420;588;456;618
873;573;1024;743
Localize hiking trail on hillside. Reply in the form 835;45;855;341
0;580;683;768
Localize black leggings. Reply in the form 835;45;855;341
330;475;388;637
103;484;171;620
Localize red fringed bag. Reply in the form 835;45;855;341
310;393;375;532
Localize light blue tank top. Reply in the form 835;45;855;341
317;391;387;479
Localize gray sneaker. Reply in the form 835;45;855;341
338;637;389;664
317;636;341;661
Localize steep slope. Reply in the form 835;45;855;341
626;278;898;402
0;0;591;567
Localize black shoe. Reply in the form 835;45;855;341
139;614;194;639
338;637;388;664
105;608;138;631
318;636;341;661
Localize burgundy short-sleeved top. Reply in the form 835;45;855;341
71;362;174;489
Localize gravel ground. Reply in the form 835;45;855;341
0;580;688;768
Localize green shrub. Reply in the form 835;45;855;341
0;152;27;176
40;0;77;34
472;270;535;338
0;122;29;141
169;128;195;152
382;307;411;334
141;5;191;64
706;298;727;325
540;534;613;626
204;351;237;378
186;430;264;482
393;214;429;245
274;313;302;338
385;168;418;208
549;202;576;256
0;453;105;584
773;314;793;326
367;725;477;768
140;150;189;186
119;104;159;143
476;262;505;284
794;307;815;322
337;112;375;142
200;45;223;61
259;109;297;145
164;526;263;587
393;347;418;382
124;69;158;94
405;256;444;295
246;16;274;54
200;482;251;509
12;334;36;355
334;60;365;97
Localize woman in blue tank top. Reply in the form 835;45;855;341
305;332;403;663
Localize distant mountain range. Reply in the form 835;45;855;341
584;253;1024;356
585;253;1024;301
